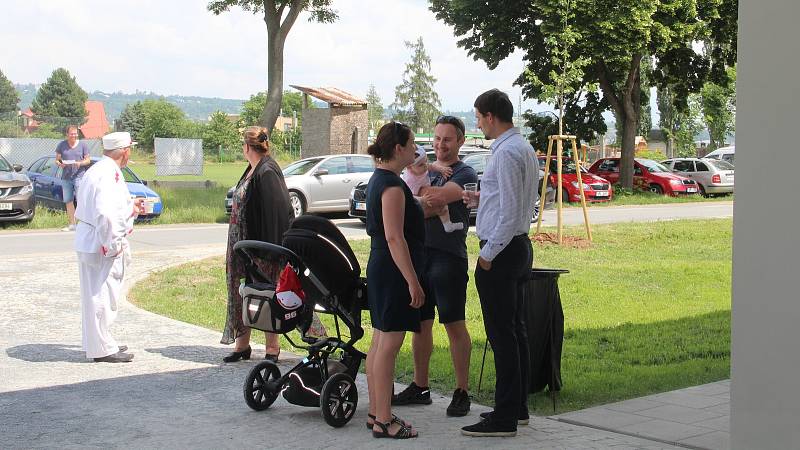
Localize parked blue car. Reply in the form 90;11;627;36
26;156;163;220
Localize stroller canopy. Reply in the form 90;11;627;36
282;215;362;301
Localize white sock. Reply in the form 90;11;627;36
442;221;464;232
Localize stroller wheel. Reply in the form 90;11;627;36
243;361;281;411
320;372;358;427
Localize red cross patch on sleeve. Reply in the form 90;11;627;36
115;172;120;183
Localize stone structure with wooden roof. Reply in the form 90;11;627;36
291;85;368;157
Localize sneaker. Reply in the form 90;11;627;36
391;382;432;406
62;224;76;232
446;388;471;416
461;417;517;437
479;410;529;425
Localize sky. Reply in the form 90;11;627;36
0;0;546;113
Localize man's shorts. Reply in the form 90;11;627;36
420;248;468;324
62;178;80;203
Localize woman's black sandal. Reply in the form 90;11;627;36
372;418;417;439
366;414;410;430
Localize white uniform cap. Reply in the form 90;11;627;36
102;132;135;151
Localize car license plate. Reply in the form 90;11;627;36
687;187;697;193
355;202;366;211
595;191;609;197
0;203;11;210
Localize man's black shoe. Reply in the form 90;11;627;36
391;382;432;405
461;417;517;437
93;351;134;363
446;388;471;416
479;410;529;425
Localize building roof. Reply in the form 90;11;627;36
290;85;367;107
79;101;110;139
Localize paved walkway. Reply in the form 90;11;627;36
0;244;728;449
556;381;730;449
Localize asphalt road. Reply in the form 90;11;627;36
0;201;732;257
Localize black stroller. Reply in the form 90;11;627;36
233;215;367;427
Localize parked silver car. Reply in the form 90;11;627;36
0;153;35;224
661;157;735;197
227;154;375;218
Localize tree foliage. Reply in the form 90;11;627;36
119;101;145;144
365;84;384;131
29;123;64;139
659;86;703;157
0;121;23;138
208;0;337;132
393;37;441;133
523;112;559;153
30;68;87;123
138;99;189;150
239;90;308;128
204;110;240;152
0;69;19;115
700;66;736;150
429;0;738;189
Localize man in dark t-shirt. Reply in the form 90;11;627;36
391;116;478;418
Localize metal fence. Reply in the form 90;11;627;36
154;138;203;176
0;138;103;168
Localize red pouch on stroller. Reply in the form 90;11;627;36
240;263;309;334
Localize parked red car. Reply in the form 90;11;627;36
538;156;613;202
588;158;699;196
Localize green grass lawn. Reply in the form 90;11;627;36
129;218;732;414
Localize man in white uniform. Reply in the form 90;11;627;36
75;132;143;363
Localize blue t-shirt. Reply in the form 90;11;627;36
55;140;90;180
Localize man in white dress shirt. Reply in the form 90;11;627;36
461;89;538;437
74;132;144;363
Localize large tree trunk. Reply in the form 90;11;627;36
260;27;284;132
619;114;638;187
665;136;674;158
597;56;642;189
259;0;303;133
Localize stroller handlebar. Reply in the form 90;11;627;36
233;240;307;273
234;239;333;301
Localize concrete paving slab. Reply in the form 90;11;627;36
617;419;711;442
604;398;666;413
694;415;731;432
557;407;653;429
646;391;730;409
636;404;724;425
678;430;730;450
555;383;731;448
703;403;732;415
682;381;731;397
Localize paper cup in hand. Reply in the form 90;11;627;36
144;199;154;214
463;183;478;208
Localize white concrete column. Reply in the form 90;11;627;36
732;0;800;448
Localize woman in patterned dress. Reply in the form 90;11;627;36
221;126;293;363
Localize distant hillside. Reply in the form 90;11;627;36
15;83;244;122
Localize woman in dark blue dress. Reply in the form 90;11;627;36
365;122;425;439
